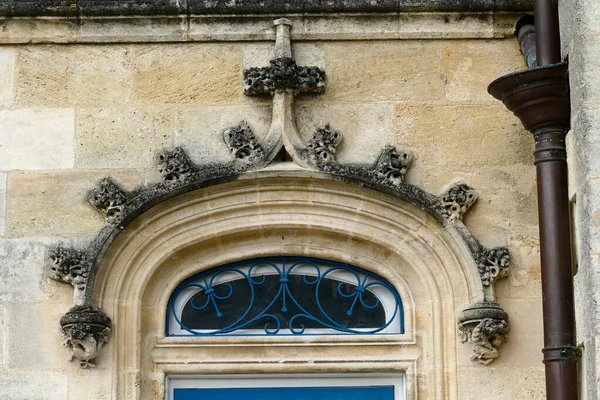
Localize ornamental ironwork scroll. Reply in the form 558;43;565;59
167;258;404;336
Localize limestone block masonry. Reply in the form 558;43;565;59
0;2;548;400
560;0;600;398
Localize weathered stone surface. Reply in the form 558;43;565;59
457;367;512;399
566;35;600;112
505;237;542;299
68;371;112;400
0;48;14;106
324;41;444;102
492;299;544;366
0;173;6;235
243;44;326;72
0;239;49;302
15;45;132;107
131;44;242;105
0;0;534;18
573;178;600;341
399;12;494;39
174;105;271;165
396;104;533;168
443;40;524;102
422;165;538;243
0;372;68;400
296;104;395;164
512;367;546;399
0;109;75;170
76;108;173;170
5;303;67;369
5;172;141;237
0;305;4;364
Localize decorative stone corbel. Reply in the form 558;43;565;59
458;302;509;365
60;306;112;369
437;183;478;223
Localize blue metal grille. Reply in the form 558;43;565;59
167;257;404;336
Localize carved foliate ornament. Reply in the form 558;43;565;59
438;183;478;223
60;306;111;369
88;178;130;225
373;145;412;186
156;147;198;186
306;124;343;166
244;57;325;96
223;121;265;166
477;247;510;287
47;245;91;291
458;302;509;365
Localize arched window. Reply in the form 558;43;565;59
167;257;404;336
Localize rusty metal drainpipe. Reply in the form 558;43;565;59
489;2;579;399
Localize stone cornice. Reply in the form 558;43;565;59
0;0;532;18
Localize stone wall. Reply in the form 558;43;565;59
0;13;545;400
560;0;600;398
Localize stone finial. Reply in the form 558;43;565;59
458;302;509;366
373;145;412;186
88;178;130;226
156;147;198;186
244;58;326;96
438;183;478;223
47;245;91;292
244;17;325;97
223;121;265;165
60;306;112;369
477;246;510;287
306;124;343;166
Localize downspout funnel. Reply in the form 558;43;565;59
488;63;569;132
488;42;578;400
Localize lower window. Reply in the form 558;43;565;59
167;374;405;400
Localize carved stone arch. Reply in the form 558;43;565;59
80;170;492;399
46;17;511;394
